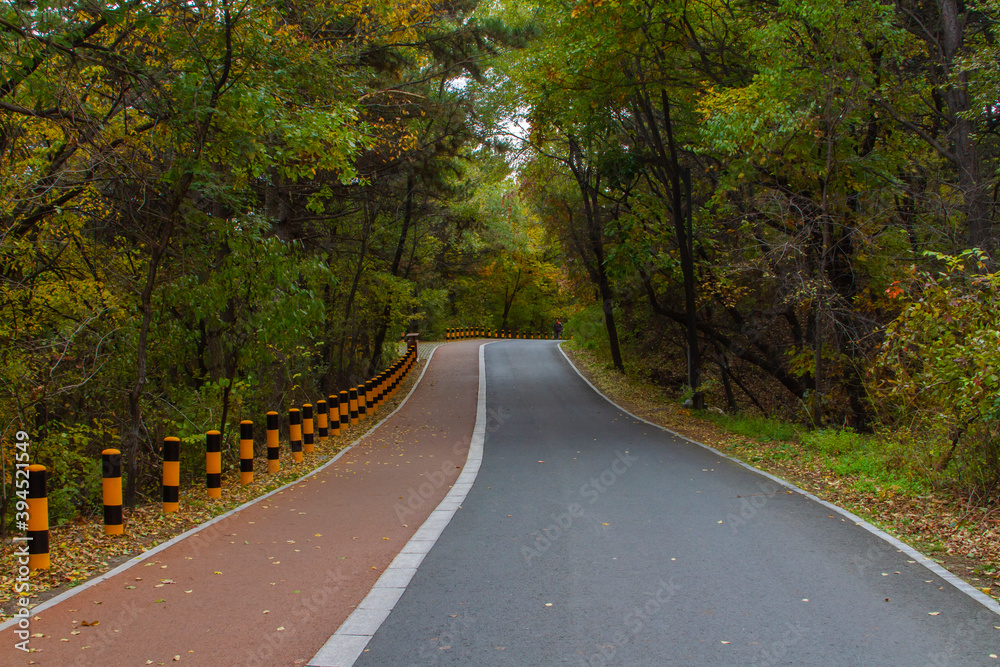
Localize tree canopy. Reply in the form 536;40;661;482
4;0;1000;522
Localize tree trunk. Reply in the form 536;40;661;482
369;170;414;376
939;0;993;252
124;219;172;506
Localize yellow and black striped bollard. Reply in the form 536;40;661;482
303;404;315;454
289;408;303;463
339;390;350;434
267;411;280;473
240;420;254;485
27;464;49;570
206;430;222;498
329;395;341;437
356;386;367;421
102;448;123;535
316;400;329;442
374;373;385;409
365;380;375;416
163;437;180;513
349;388;359;425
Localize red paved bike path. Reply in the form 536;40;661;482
4;341;480;666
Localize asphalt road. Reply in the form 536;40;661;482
354;341;1000;666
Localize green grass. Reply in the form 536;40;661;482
700;411;800;443
698;415;932;496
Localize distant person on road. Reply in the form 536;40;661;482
553;319;563;339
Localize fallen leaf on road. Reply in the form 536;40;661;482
929;612;941;616
721;641;731;644
81;621;99;626
154;599;165;603
276;626;285;631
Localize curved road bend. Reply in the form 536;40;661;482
353;340;1000;666
1;341;482;667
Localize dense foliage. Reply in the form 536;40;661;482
0;0;565;528
494;0;1000;496
5;0;1000;527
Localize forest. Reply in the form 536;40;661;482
3;0;1000;531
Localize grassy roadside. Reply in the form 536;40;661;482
560;343;1000;604
0;344;438;623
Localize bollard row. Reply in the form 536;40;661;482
22;343;421;570
444;327;556;340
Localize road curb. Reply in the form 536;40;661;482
308;342;491;667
